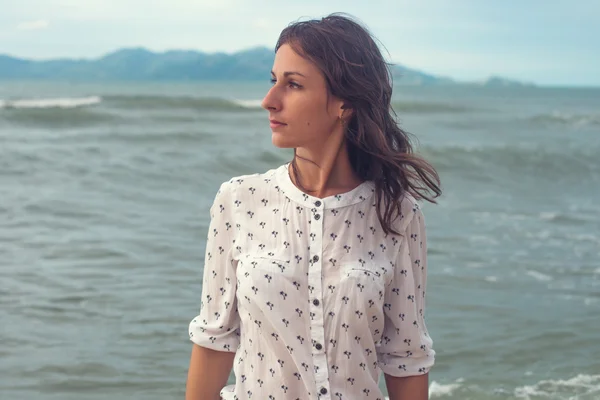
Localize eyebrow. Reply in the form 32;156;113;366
271;70;307;78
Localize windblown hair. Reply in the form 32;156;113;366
275;13;442;235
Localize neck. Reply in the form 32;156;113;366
289;139;364;199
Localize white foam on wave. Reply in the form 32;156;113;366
526;270;553;282
551;110;600;127
0;96;102;109
514;373;600;399
532;110;600;127
388;374;600;399
232;99;263;109
430;379;464;397
539;211;559;221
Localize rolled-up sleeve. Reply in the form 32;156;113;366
377;204;435;376
188;181;240;353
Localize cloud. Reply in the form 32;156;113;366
48;0;238;21
17;20;50;31
252;18;272;30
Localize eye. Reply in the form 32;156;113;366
269;78;302;89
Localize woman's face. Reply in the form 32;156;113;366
261;43;345;149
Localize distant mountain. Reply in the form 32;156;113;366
390;65;456;86
477;75;536;87
0;46;532;86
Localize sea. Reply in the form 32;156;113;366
1;80;599;400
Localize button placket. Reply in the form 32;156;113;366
308;201;330;399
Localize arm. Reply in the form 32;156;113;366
186;181;240;399
186;344;235;400
378;201;435;399
385;372;429;400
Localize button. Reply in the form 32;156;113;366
313;299;320;306
314;213;321;220
315;200;322;207
315;343;323;350
320;387;327;395
312;255;319;262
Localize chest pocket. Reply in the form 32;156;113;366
252;257;292;273
341;261;386;298
238;255;296;282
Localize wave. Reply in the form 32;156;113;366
0;95;258;128
232;99;263;109
0;96;102;109
423;144;600;179
3;96;597;127
0;94;476;115
528;110;600;127
102;94;264;111
513;373;600;399
393;374;600;399
392;101;473;113
0;94;264;112
0;107;122;128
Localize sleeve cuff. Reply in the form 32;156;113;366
377;353;435;377
188;318;239;353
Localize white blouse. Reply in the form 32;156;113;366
188;163;435;400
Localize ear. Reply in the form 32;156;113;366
340;103;354;121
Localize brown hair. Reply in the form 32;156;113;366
275;13;443;235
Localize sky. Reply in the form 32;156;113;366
1;0;599;87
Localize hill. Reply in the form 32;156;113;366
0;46;531;86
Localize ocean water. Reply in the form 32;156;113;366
1;80;599;400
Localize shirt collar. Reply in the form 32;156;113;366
274;162;375;210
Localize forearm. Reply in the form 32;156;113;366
384;373;429;400
186;344;235;400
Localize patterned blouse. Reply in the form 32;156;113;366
188;163;435;400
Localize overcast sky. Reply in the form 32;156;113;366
1;0;598;86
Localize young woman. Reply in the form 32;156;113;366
186;13;442;400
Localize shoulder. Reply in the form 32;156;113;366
393;191;425;234
214;165;282;202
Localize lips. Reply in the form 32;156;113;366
269;119;287;129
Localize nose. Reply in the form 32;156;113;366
261;86;281;112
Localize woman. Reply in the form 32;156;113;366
186;13;442;400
